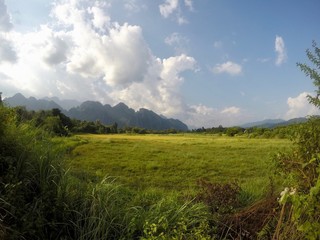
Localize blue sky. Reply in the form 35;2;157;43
1;0;320;127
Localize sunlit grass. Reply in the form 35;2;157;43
65;134;291;198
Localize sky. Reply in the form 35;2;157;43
1;0;320;128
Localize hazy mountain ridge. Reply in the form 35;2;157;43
240;118;308;128
4;93;188;131
4;93;62;111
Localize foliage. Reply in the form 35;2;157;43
275;117;320;190
226;127;244;137
274;117;320;239
297;41;320;108
0;105;67;239
140;197;211;240
272;42;320;239
192;124;300;139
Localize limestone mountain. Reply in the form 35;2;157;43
4;93;188;131
67;101;188;131
4;93;62;111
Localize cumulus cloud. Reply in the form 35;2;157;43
88;3;111;30
43;34;69;66
65;22;152;87
275;35;287;66
285;92;320;119
110;54;196;117
0;0;13;32
212;61;242;76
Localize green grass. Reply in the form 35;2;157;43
65;134;291;198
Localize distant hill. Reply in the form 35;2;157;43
67;101;188;131
4;93;62;111
241;117;308;128
240;119;285;128
4;93;188;131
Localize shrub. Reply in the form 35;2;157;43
273;117;320;239
140;196;211;240
196;179;241;214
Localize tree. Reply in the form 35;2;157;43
297;41;320;108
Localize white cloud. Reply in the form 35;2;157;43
88;3;111;31
285;92;320;119
159;0;179;18
185;104;243;128
110;54;196;117
164;32;189;54
184;0;193;11
159;0;192;24
221;106;240;115
177;15;188;25
212;61;242;76
165;32;181;45
42;34;69;66
275;35;287;66
0;0;13;32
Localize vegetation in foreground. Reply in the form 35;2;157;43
1;105;213;239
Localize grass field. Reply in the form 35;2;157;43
65;134;291;199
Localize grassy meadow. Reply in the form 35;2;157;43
65;134;291;198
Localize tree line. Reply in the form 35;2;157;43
191;124;300;138
9;104;308;138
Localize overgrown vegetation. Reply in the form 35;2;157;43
266;41;320;240
0;105;212;239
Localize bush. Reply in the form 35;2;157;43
196;179;241;214
273;117;320;239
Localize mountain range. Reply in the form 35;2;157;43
4;93;188;131
240;117;308;128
